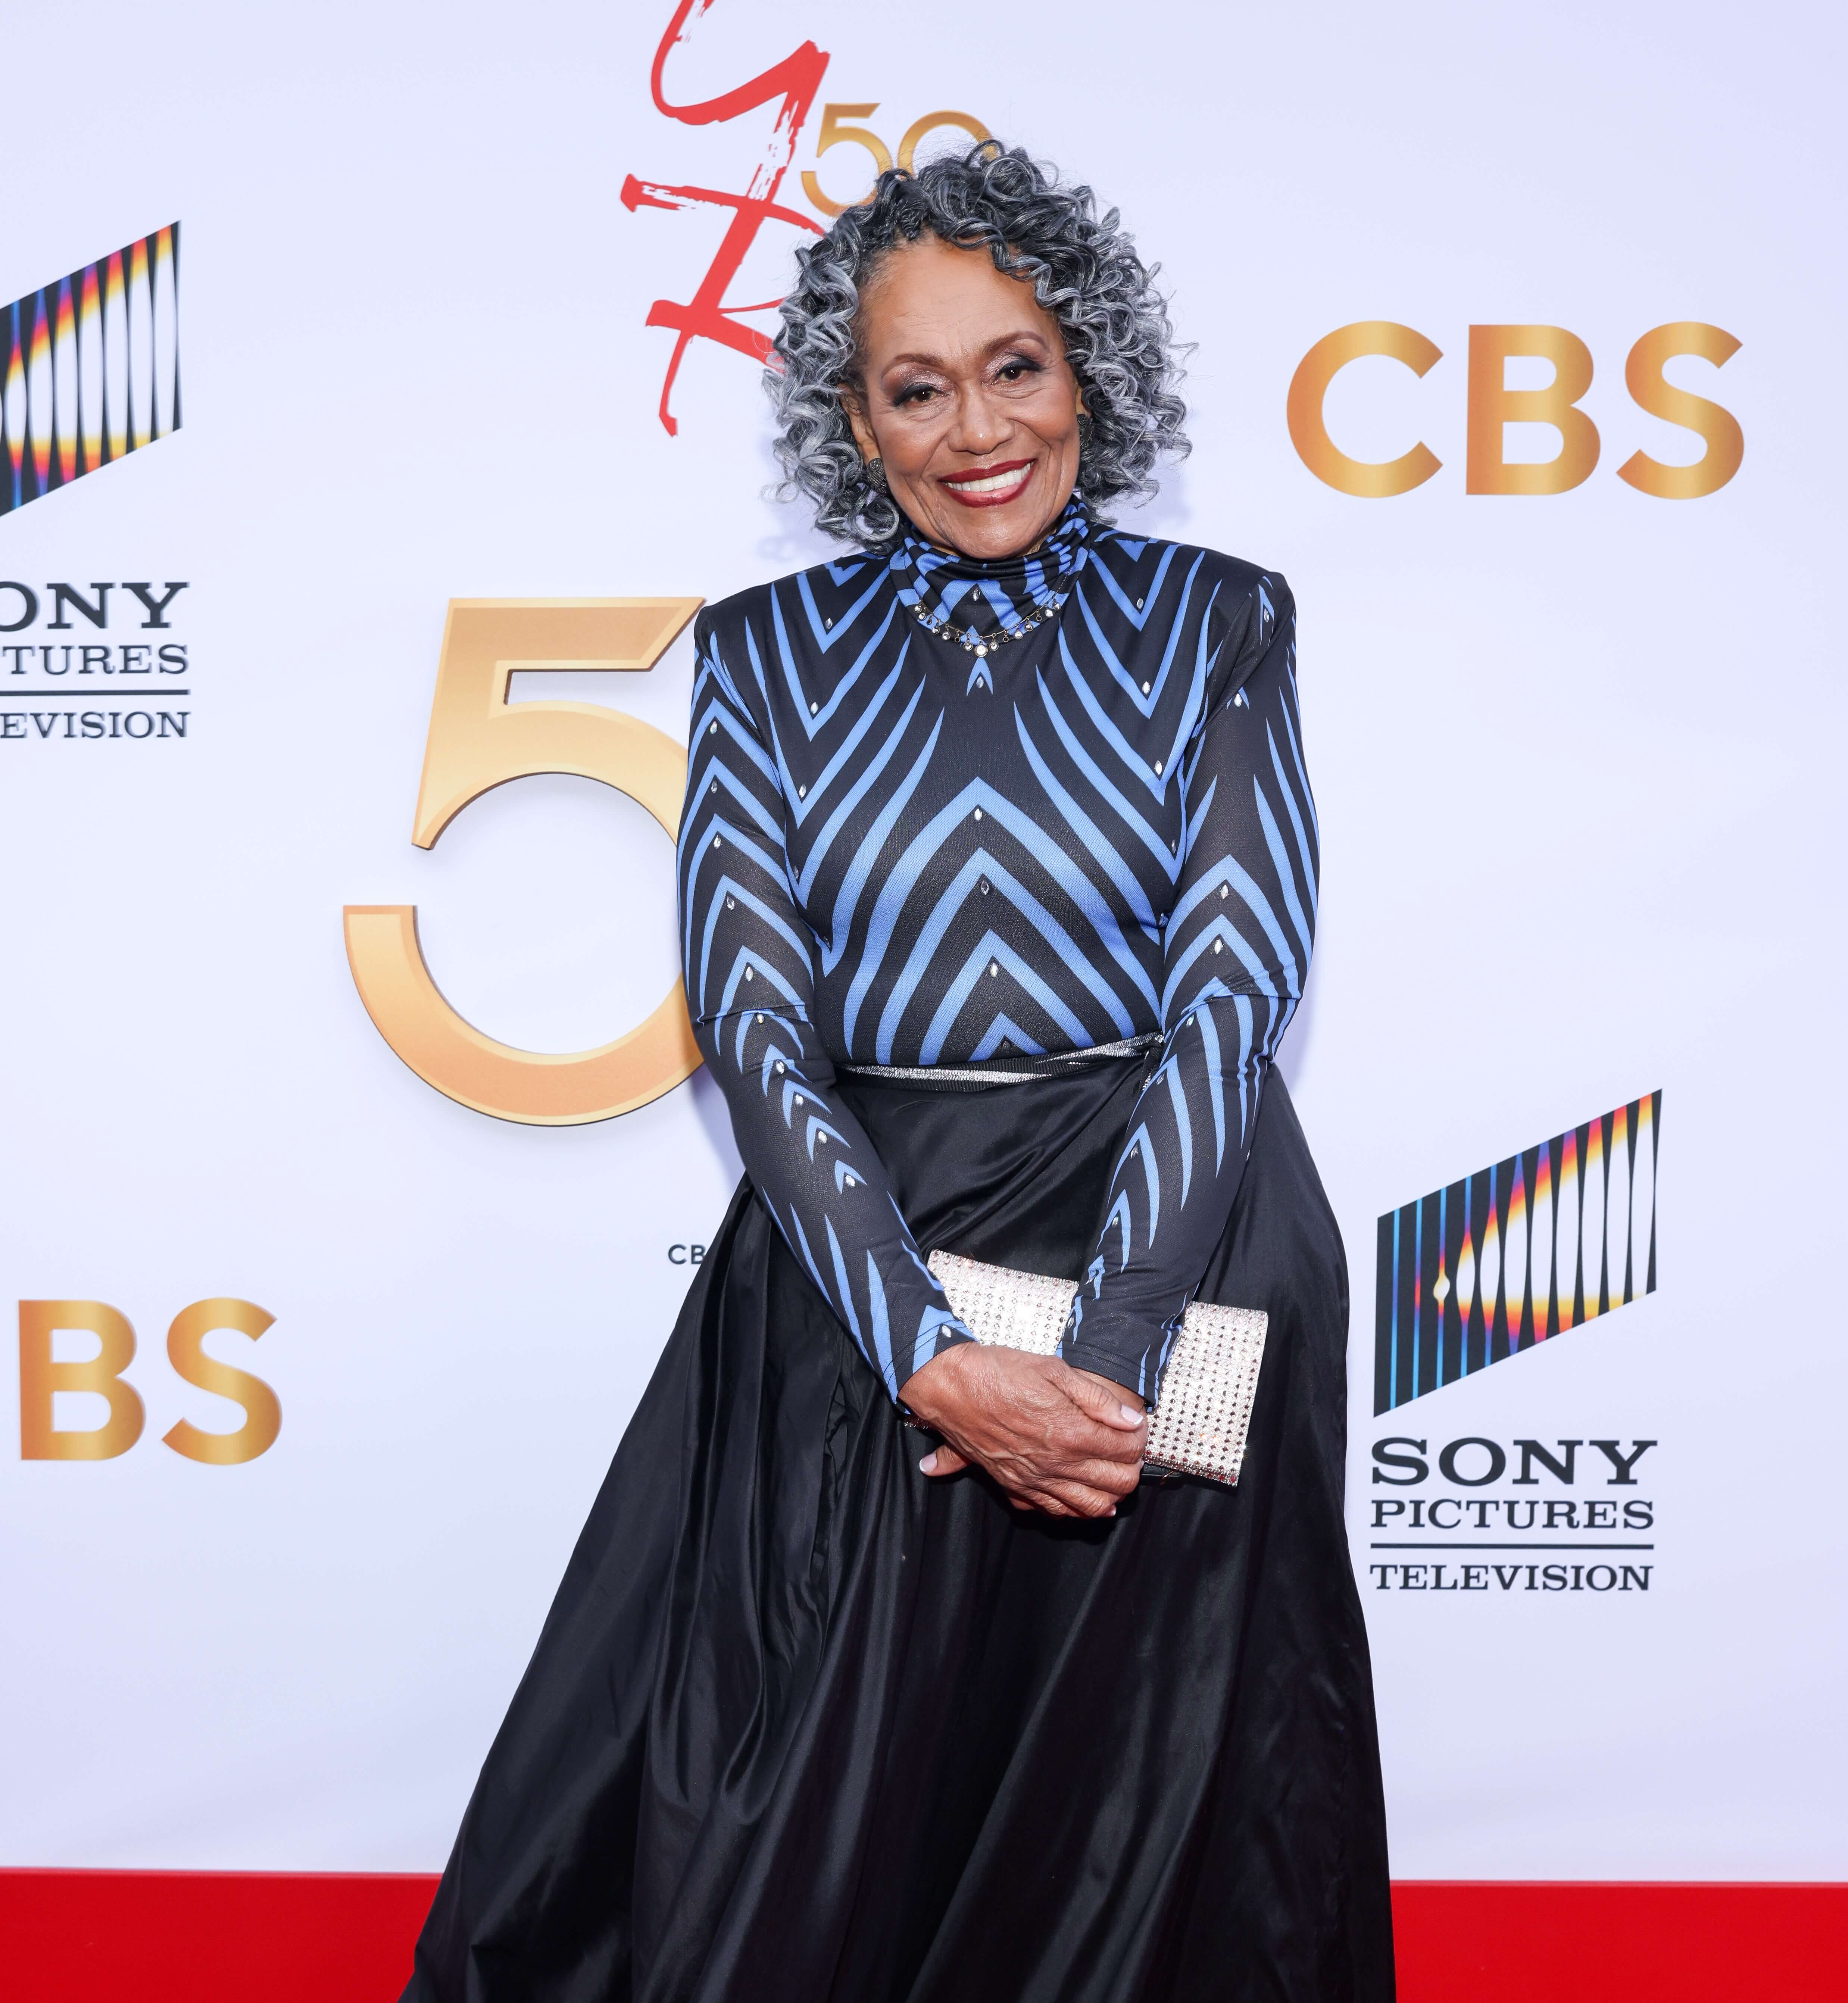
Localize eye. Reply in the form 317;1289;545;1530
995;355;1044;384
893;380;940;408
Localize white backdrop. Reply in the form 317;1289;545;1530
1;0;1842;1879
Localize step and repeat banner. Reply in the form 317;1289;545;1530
2;0;1842;1883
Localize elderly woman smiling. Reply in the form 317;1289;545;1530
407;145;1392;2003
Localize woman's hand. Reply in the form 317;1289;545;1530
898;1344;1147;1518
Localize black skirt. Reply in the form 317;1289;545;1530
404;1053;1393;2003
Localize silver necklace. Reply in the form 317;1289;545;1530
906;589;1068;658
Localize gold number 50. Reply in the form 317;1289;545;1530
801;105;992;217
344;598;703;1125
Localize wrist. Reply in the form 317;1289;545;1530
898;1337;975;1421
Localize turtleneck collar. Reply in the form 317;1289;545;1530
888;494;1092;648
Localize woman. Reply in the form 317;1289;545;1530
406;144;1392;2003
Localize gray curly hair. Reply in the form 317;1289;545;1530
768;142;1190;546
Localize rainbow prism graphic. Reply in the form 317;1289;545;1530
1374;1092;1660;1414
0;224;179;517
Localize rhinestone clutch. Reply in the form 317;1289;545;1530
926;1249;1267;1487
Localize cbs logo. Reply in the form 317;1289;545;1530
1289;321;1741;499
18;1298;280;1464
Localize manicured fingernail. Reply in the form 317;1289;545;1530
1107;1506;1117;1516
919;1452;936;1473
1121;1404;1142;1423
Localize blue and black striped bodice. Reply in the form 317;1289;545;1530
678;501;1317;1407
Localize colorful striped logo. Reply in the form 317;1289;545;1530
1;224;180;518
1374;1093;1660;1414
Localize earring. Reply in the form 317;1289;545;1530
864;456;889;493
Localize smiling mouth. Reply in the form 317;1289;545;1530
941;459;1035;506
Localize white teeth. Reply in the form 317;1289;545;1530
946;467;1030;494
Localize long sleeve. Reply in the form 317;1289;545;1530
1062;576;1317;1404
677;610;974;1403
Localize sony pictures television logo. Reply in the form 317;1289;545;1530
2;225;180;516
0;225;193;748
1374;1092;1660;1414
1368;1094;1663;1598
0;577;191;745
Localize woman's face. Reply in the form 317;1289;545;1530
844;235;1084;560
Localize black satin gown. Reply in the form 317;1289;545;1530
403;1048;1393;2002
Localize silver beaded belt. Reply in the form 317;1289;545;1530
841;1032;1161;1087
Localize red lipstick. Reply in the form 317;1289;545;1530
939;458;1036;508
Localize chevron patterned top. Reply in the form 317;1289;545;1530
677;502;1318;1408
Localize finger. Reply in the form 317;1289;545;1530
1007;1476;1121;1519
1059;1368;1148;1430
1002;1476;1093;1517
1005;1439;1142;1492
1049;1456;1142;1497
1043;1414;1147;1466
1040;1482;1122;1518
918;1444;972;1478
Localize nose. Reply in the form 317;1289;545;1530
959;386;1007;455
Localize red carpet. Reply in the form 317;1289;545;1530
1;1870;1843;2000
1389;1881;1847;2002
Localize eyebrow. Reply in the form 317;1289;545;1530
879;330;1053;373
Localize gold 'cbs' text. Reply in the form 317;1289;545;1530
1288;322;1742;497
18;1299;280;1464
